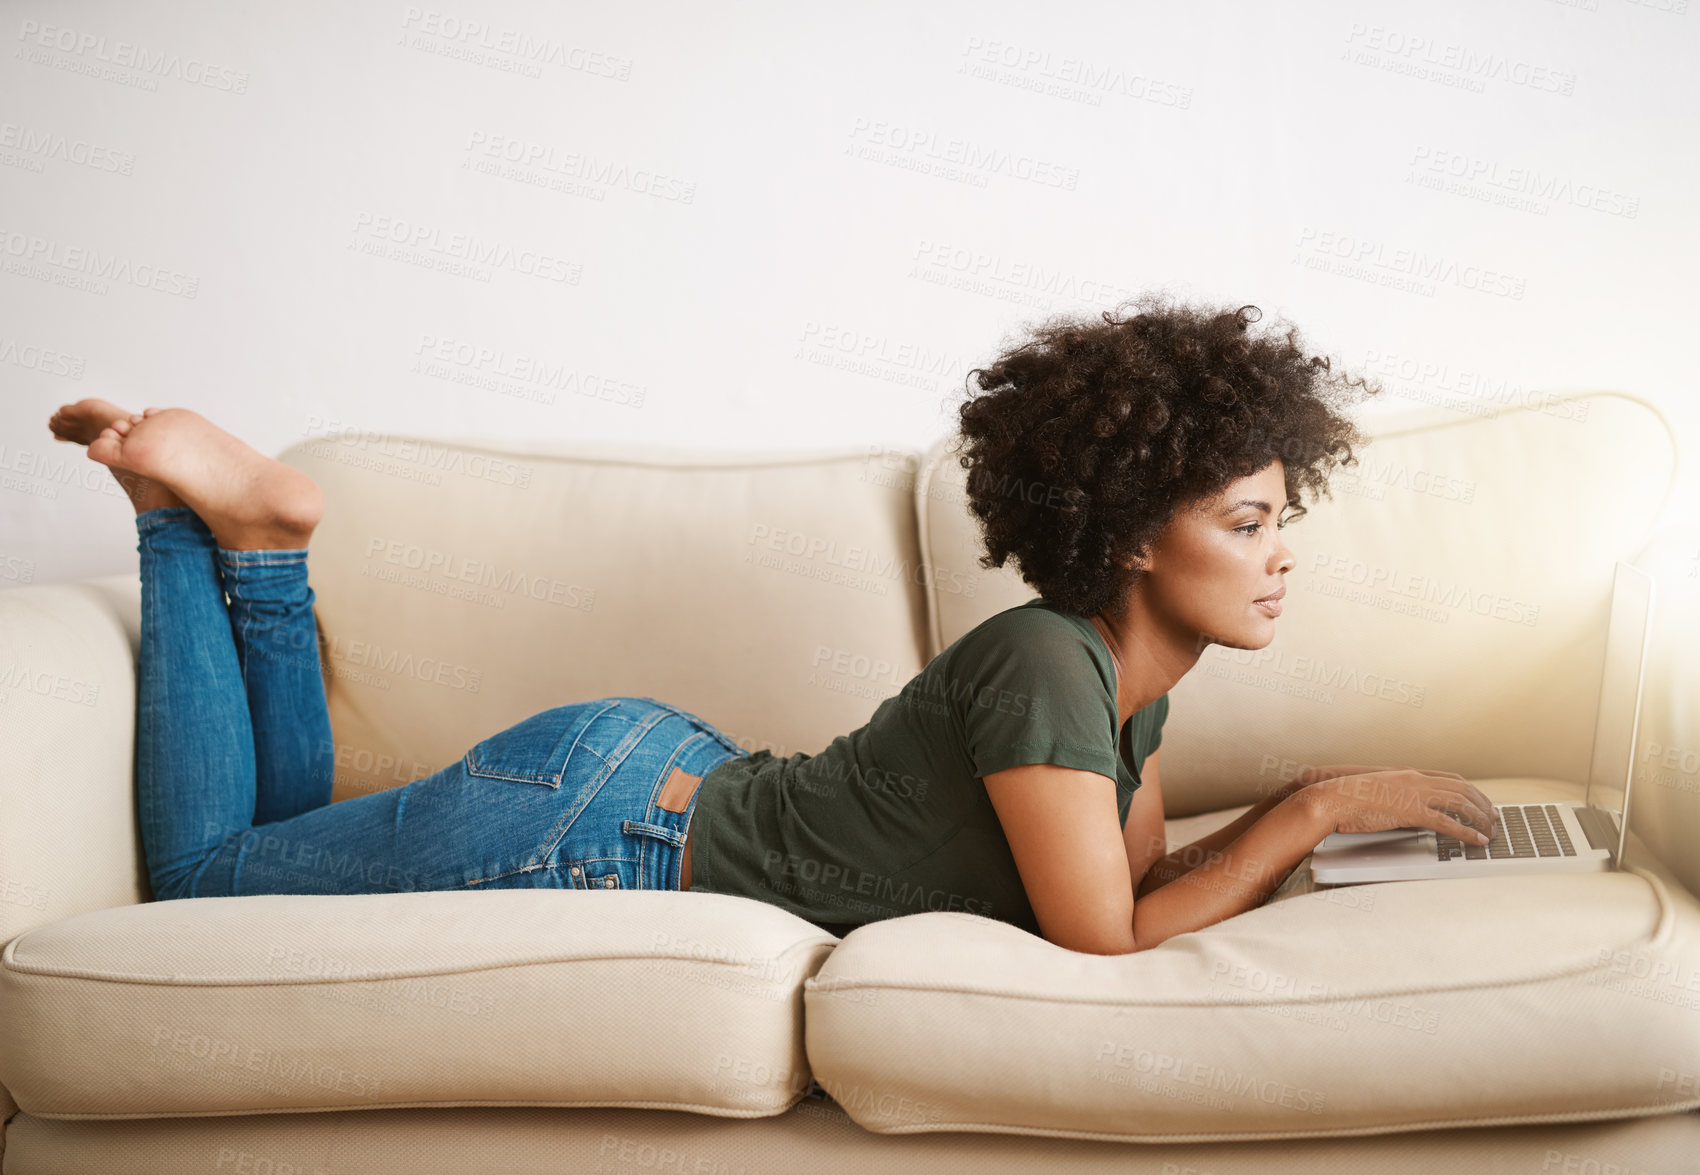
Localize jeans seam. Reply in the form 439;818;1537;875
220;553;308;566
466;855;638;888
535;702;672;867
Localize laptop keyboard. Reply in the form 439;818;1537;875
1434;804;1577;862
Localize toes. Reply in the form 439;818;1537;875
142;407;162;417
129;413;144;423
111;419;132;435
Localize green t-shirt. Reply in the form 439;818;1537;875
687;597;1170;937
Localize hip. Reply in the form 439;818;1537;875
460;695;744;892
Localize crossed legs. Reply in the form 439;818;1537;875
49;400;335;896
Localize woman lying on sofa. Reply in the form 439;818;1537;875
45;291;1500;956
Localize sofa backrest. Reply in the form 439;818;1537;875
284;391;1693;890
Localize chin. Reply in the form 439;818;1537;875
1194;622;1277;653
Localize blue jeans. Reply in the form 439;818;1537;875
134;506;745;900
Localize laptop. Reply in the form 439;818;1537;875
1310;561;1655;884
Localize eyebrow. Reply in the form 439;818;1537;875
1218;499;1274;516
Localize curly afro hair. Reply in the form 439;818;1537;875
952;292;1381;618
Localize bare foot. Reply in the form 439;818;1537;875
86;408;324;551
48;398;135;445
49;398;186;513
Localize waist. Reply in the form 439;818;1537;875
661;764;707;891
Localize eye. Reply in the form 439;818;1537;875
1234;522;1262;536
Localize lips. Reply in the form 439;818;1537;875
1254;585;1285;618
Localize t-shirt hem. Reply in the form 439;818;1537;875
686;754;746;895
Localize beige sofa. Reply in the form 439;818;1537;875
3;390;1699;1172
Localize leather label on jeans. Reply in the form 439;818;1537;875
657;766;702;813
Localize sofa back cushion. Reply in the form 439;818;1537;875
916;391;1678;818
280;436;929;802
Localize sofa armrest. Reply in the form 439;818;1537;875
0;576;149;950
1630;524;1700;898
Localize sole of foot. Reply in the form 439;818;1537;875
49;398;187;513
86;408;325;551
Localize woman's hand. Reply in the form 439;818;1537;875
1303;768;1501;845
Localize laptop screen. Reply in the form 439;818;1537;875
1583;562;1656;862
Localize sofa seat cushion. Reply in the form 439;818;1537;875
0;890;835;1119
803;794;1700;1141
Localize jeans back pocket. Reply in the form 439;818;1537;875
463;703;609;789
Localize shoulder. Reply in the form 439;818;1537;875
943;598;1115;704
956;598;1099;657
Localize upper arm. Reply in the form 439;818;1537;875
1122;748;1166;886
982;762;1137;955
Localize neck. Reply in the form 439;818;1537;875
1088;588;1202;726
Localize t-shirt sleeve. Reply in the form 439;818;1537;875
955;611;1120;781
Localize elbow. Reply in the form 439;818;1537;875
1057;929;1141;956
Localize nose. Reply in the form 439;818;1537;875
1271;529;1296;575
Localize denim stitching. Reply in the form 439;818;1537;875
220;552;307;566
463;699;645;885
630;728;710;888
535;701;673;866
463;698;621;787
468;854;638;889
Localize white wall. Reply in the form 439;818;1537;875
3;0;1695;587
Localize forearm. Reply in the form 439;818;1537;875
1131;792;1328;952
1136;781;1302;899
